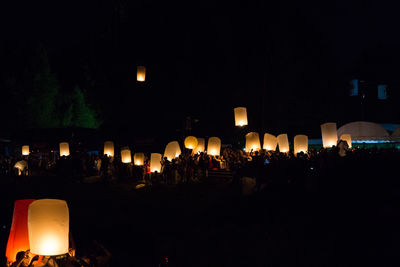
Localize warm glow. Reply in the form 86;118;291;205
294;135;308;155
263;133;277;151
321;122;338;148
184;136;198;149
277;134;289;153
103;141;114;157
28;199;69;256
22;145;29;156
193;138;205;154
137;66;146;82
207;137;221;156
150;153;162;173
121;148;132;163
14;161;27;175
134;153;145;166
59;142;70;156
234;107;248;127
245;132;261;152
164;141;181;161
340;134;352;148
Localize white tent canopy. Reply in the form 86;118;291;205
337;121;390;141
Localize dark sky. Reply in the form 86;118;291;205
1;0;400;140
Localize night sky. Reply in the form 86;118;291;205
1;0;400;142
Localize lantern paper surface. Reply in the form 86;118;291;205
321;123;338;148
277;134;289;153
150;153;162;173
193;138;205;154
340;134;352;148
137;66;146;82
245;132;261;152
294;135;308;155
134;153;145;166
164;141;181;161
234;107;248;126
121;148;132;163
184;136;198;149
28;199;69;256
263;133;277;151
104;141;114;157
207;137;221;156
22;146;29;156
6;199;36;263
59;142;70;156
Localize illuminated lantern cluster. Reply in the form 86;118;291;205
277;134;289;153
184;136;198;149
207;137;221;156
121;148;132;163
294;135;308;155
59;142;70;157
22;146;29;156
164;141;181;161
137;66;146;82
263;133;277;151
134;153;145;166
193;138;205;154
234;107;248;127
321;122;338;148
103;141;114;157
340;134;352;148
150;153;162;173
245;132;261;152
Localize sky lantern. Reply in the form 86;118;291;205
14;160;27;176
163;141;181;161
277;134;289;153
6;199;36;263
340;134;352;148
28;199;69;256
294;135;308;155
134;153;145;166
103;141;114;157
263;133;277;151
137;66;146;82
207;137;221;156
184;136;198;149
234;107;248;127
121;148;132;163
22;146;29;156
59;142;70;156
193;138;205;154
150;153;162;173
321;122;338;148
245;132;261;152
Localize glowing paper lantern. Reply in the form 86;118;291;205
28;199;69;256
22;145;29;156
294;135;308;155
245;132;261;152
134;153;145;166
207;137;221;156
6;199;36;263
121;148;132;163
184;136;198;149
263;133;278;151
150;153;162;173
193;138;205;154
14;160;27;176
340;134;352;148
234;107;248;127
277;134;289;153
163;141;181;161
137;66;146;82
59;142;70;157
103;141;114;157
321;122;338;148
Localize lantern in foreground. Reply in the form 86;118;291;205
6;199;36;263
294;135;308;155
245;132;261;152
121;148;132;163
150;153;162;173
59;142;70;157
137;66;146;82
263;133;277;151
22;146;29;156
184;136;198;149
134;153;145;166
234;107;248;127
321;122;338;148
340;134;352;148
277;134;289;153
14;160;27;176
28;199;69;256
207;137;221;156
103;141;114;157
164;141;181;161
193;138;205;154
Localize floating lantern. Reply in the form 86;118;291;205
294;135;308;155
28;199;69;256
150;153;162;173
134;153;145;166
137;66;146;82
22;145;29;156
163;141;181;161
59;142;70;157
321;122;338;148
14;160;27;176
340;134;352;148
245;132;261;152
234;107;248;127
184;136;198;149
207;137;221;156
6;199;36;263
277;134;289;153
121;148;132;163
103;141;114;157
263;133;278;151
193;138;205;154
